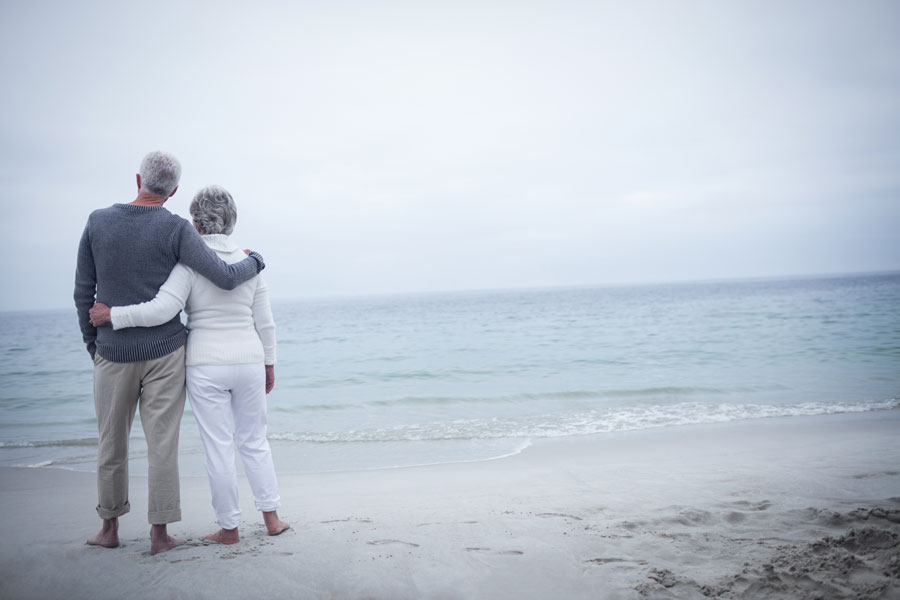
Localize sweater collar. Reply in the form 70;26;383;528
202;234;239;252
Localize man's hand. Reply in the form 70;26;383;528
89;303;112;327
265;365;275;394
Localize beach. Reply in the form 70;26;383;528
2;410;898;600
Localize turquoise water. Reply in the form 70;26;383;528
1;272;898;474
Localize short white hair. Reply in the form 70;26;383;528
190;185;237;235
139;151;181;197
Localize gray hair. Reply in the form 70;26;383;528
190;185;237;235
139;151;181;197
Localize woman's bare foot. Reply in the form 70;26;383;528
263;511;291;536
87;518;119;548
202;528;240;545
149;524;184;555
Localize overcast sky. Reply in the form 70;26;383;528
1;0;898;311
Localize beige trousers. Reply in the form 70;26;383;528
93;346;186;524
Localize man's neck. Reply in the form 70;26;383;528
131;190;167;206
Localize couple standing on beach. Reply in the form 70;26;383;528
74;151;289;554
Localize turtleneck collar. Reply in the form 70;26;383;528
201;234;238;252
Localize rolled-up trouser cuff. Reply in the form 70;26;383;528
97;501;130;520
255;498;281;513
217;510;242;530
148;508;182;525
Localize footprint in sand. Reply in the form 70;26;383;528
536;512;583;521
851;471;900;480
646;568;680;588
585;557;648;566
368;539;420;548
168;556;201;564
723;499;772;512
322;517;374;524
669;508;715;526
586;557;627;565
465;547;524;555
724;512;748;524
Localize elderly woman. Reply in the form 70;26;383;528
90;185;289;544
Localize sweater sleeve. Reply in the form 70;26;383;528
174;219;264;290
110;264;193;329
73;221;98;358
251;275;277;365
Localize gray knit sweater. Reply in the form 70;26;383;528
74;203;265;362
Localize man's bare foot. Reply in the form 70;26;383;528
202;528;240;545
87;518;119;548
263;510;291;536
149;524;184;555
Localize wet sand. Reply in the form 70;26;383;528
2;411;898;599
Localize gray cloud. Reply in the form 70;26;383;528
1;0;899;310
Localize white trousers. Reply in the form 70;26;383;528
186;363;281;530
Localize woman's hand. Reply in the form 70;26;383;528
265;365;275;394
89;303;112;327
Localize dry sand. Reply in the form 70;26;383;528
2;411;899;599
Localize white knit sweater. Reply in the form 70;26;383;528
110;234;276;366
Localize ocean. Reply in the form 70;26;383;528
1;272;898;476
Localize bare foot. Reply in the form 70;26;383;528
202;528;240;545
263;510;291;536
149;524;184;555
87;518;119;548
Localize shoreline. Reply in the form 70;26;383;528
8;405;900;476
2;411;899;599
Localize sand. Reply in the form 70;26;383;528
2;411;899;599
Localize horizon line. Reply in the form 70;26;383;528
7;268;899;314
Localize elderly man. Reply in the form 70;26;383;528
74;151;265;554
